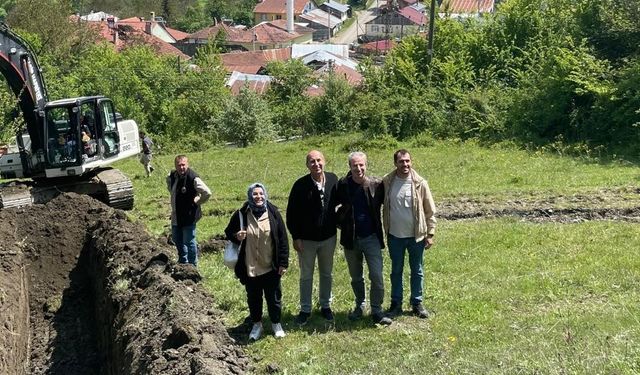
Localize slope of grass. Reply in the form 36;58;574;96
112;134;640;373
116;134;639;236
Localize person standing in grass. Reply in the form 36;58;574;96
139;131;154;177
225;183;289;341
167;155;211;266
335;151;392;325
382;149;436;319
287;150;339;325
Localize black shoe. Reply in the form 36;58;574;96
320;307;334;321
386;301;402;318
372;312;392;325
412;303;429;319
348;306;364;321
294;311;311;325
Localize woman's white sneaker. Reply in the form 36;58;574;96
249;322;263;341
272;323;286;338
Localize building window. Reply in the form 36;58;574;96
261;14;267;21
276;15;282;20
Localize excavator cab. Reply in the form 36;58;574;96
42;96;139;178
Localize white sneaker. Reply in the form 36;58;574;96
272;323;286;338
249;322;263;341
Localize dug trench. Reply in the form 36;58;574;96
0;193;248;375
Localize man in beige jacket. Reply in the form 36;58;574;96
382;149;436;318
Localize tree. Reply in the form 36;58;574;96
219;86;274;147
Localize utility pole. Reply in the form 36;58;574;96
426;0;436;65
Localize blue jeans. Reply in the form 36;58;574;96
388;234;425;306
343;234;385;314
172;224;198;265
298;236;336;313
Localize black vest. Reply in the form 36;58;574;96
170;169;202;226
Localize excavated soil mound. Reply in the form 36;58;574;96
0;193;248;375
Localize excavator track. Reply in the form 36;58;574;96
95;168;134;210
0;182;33;209
0;168;134;210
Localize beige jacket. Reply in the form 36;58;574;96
383;168;436;242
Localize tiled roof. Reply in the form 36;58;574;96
441;0;494;14
166;27;189;41
252;21;313;43
219;48;291;73
88;20;189;59
254;0;310;14
358;39;396;52
268;19;315;34
187;24;253;43
398;5;426;26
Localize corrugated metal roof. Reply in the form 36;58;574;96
322;0;351;13
300;50;358;70
80;11;117;22
299;9;342;28
291;44;349;58
226;71;273;95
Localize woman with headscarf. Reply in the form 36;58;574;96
224;182;289;341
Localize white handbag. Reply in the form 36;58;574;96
223;212;244;269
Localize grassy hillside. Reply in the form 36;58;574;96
114;134;640;374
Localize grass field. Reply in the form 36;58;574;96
114;134;640;374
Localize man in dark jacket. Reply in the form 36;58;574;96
287;150;339;325
335;151;392;325
167;155;211;265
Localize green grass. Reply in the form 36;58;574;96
112;134;640;374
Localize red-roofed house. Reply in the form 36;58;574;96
87;19;190;59
179;21;313;55
118;14;179;43
166;27;189;42
219;48;292;74
365;5;427;39
439;0;495;17
253;0;317;24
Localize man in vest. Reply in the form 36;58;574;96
167;155;212;265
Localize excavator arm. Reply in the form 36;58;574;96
0;22;48;175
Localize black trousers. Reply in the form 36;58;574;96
245;270;282;324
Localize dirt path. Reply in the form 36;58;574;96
332;0;385;44
437;187;640;223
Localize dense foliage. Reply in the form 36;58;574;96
1;0;639;158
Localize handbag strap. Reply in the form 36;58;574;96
239;210;244;229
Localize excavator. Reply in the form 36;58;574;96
0;23;139;209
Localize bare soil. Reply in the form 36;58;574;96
438;187;640;223
0;193;248;375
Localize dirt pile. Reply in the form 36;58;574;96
0;193;248;374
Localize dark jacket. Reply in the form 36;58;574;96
286;172;338;241
168;169;202;226
335;172;385;249
224;202;289;285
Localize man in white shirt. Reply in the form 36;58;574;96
382;149;436;318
